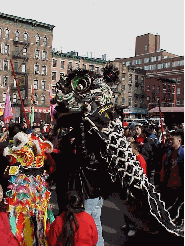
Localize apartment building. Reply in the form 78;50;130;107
115;33;184;110
0;12;54;122
113;61;147;118
51;50;107;95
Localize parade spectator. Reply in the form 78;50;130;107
141;128;157;182
48;190;98;246
134;124;145;146
149;125;159;146
123;121;128;128
160;130;184;222
124;127;131;139
0;184;20;246
130;141;147;176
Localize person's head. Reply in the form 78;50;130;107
0;184;7;212
8;123;23;139
170;130;183;150
60;190;85;246
130;141;140;156
135;125;142;136
124;127;130;136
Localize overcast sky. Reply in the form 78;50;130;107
1;0;184;60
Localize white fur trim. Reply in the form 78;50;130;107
12;132;29;152
3;147;9;157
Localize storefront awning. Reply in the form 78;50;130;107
148;107;184;113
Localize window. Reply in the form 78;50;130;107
132;60;136;65
5;29;9;39
34;64;39;74
33;80;39;90
3;92;6;102
35;49;40;59
42;50;47;60
13;93;17;103
51;85;56;95
95;67;99;74
43;36;47;46
41;80;46;90
145;45;147;51
89;65;94;71
152;85;155;91
147;96;150;102
0;28;2;38
122;73;125;80
144;58;149;63
41;95;45;105
180;60;184;66
3;76;8;87
33;94;38;104
76;63;79;69
53;59;57;67
83;64;86;70
147;85;150;91
23;48;27;57
177;88;180;95
157;86;160;93
3;60;8;70
150;56;156;62
176;98;180;105
177;77;181;84
128;97;132;106
36;34;40;44
15;30;19;41
126;61;130;66
14;62;18;72
128;84;132;91
61;60;65;69
52;72;56;80
23;32;28;41
158;64;163;69
128;74;132;82
172;85;175;94
60;73;64;80
138;59;142;64
122;85;125;91
42;66;46;75
122;98;125;104
163;83;166;90
22;64;26;73
68;62;72;70
4;44;9;55
158;56;161;61
144;66;149;70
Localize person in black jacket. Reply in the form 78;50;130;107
141;127;158;183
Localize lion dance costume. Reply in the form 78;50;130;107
3;131;55;246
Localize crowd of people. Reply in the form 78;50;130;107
0;117;183;245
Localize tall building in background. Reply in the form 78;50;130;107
115;33;184;112
0;12;55;123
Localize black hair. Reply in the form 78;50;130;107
131;141;140;152
58;190;85;246
171;130;184;143
8;123;23;139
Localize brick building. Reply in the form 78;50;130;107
51;50;107;95
113;61;147;118
0;12;54;123
115;33;184;111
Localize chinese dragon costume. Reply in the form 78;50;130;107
3;130;55;245
50;65;183;238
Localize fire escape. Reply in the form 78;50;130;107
11;34;30;106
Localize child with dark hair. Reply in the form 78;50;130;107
48;190;98;246
130;141;147;176
0;184;20;246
